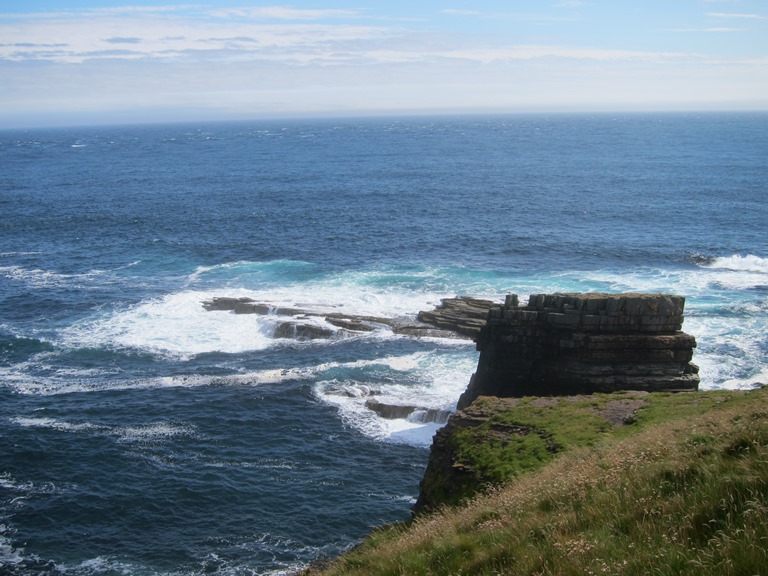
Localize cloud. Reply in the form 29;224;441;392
440;9;482;16
667;27;744;32
0;8;392;64
207;7;362;20
388;45;695;65
706;12;768;20
1;2;765;127
0;42;67;47
105;37;143;44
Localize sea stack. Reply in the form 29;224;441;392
457;293;699;409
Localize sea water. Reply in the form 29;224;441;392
1;113;767;574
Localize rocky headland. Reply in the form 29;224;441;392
295;292;768;576
418;292;700;512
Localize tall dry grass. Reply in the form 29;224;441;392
315;390;768;575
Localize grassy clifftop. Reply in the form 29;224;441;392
308;386;768;575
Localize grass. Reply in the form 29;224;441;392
307;386;768;575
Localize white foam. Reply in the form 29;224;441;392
313;349;477;447
63;556;144;576
704;254;768;274
10;415;197;446
187;260;509;315
0;251;42;257
0;265;107;289
115;422;197;443
10;417;103;433
0;531;24;568
56;275;471;358
685;313;768;390
0;365;317;396
60;290;277;358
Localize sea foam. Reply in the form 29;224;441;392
703;254;768;274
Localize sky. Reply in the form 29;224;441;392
1;1;767;127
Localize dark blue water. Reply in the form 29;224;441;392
1;113;767;574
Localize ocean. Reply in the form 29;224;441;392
1;112;767;575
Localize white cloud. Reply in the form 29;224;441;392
3;8;693;67
0;10;393;64
207;7;363;20
0;3;765;126
440;9;482;16
400;45;695;65
706;12;768;19
667;27;744;32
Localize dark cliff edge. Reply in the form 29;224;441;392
303;386;768;576
300;293;768;575
417;292;700;513
458;292;699;409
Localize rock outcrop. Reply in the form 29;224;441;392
417;297;497;339
201;295;497;341
364;399;451;424
458;293;699;409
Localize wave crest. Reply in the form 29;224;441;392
701;254;768;274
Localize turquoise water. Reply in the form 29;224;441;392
1;113;767;574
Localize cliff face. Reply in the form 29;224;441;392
413;392;649;514
458;293;699;409
417;292;700;514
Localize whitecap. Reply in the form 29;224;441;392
56;282;457;359
0;366;317;396
115;422;197;443
59;290;277;358
0;265;107;289
702;254;768;274
0;251;42;257
313;349;477;447
10;417;104;433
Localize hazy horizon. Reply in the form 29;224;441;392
2;1;767;129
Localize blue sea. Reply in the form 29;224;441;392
1;113;767;575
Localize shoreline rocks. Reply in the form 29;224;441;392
201;295;497;421
201;295;499;342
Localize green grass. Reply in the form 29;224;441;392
307;387;768;575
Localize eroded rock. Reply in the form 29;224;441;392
201;295;497;341
457;293;699;409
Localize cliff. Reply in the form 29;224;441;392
413;391;649;513
301;293;768;576
458;292;699;409
305;386;768;576
418;292;700;512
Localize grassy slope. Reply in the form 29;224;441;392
311;387;768;575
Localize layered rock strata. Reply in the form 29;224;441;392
416;297;497;339
457;293;699;409
202;295;496;341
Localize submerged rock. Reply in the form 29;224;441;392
273;322;334;341
364;399;452;424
